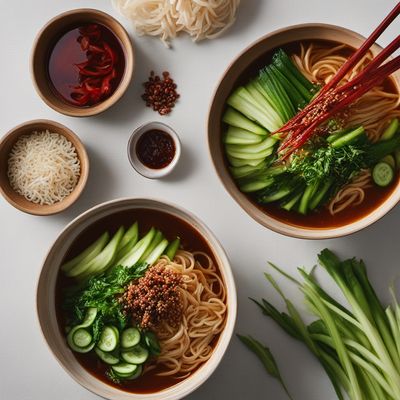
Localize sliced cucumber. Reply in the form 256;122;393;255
381;118;399;141
230;162;267;179
240;178;274;193
144;332;161;356
227;155;265;167
224;126;264;145
226;146;274;160
164;237;180;260
121;328;141;349
145;239;169;265
222;107;267;135
61;232;109;273
112;363;138;376
80;308;98;328
139;230;164;262
67;326;95;353
226;137;276;154
98;326;119;352
117;227;156;267
94;347;120;365
372;162;394;187
72;328;92;348
125;364;142;380
382;155;396;169
118;222;139;251
121;345;149;365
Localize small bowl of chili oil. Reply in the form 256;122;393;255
31;8;134;117
128;122;181;179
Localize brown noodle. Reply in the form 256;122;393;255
292;43;400;215
144;250;227;378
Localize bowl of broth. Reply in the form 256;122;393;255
36;198;236;399
208;24;400;239
31;9;134;117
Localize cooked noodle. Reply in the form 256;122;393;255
293;43;400;215
145;250;227;377
112;0;240;47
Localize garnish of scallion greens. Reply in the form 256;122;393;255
239;249;400;400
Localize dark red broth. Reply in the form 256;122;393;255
136;129;176;169
55;208;224;393
48;23;125;107
225;39;400;229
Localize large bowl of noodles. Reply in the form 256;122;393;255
36;198;236;400
208;24;400;239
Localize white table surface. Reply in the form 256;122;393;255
1;1;399;399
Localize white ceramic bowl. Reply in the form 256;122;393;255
127;122;181;178
36;198;237;400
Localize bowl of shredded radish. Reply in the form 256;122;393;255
112;0;241;47
0;119;89;215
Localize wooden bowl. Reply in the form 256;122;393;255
0;119;89;215
36;198;237;399
208;23;400;239
31;9;134;117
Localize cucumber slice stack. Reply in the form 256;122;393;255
67;311;160;382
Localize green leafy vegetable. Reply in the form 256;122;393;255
65;263;148;339
241;249;400;400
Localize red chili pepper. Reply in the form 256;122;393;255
101;69;116;95
83;77;102;91
103;42;117;65
88;44;105;54
76;64;113;77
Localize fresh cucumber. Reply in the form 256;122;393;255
144;332;161;356
67;326;95;353
145;239;169;265
117;227;156;267
80;308;98;328
259;187;292;203
226;146;274;160
111;363;138;376
240;178;274;193
226;137;276;154
121;345;149;365
72;328;92;348
94;347;120;365
227;155;265;167
61;232;109;273
125;364;142;380
224;126;264;145
372;162;394;187
281;192;302;211
164;237;180;260
98;326;119;352
330;126;365;148
139;230;164;262
381;155;396;169
381;118;399;141
230;162;267;179
223;107;267;135
121;328;141;349
67;227;124;278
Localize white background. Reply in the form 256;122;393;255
0;0;399;399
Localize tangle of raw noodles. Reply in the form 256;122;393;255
293;43;400;215
112;0;240;47
145;250;227;378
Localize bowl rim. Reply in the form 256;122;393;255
207;22;400;239
0;118;89;215
36;197;237;400
30;8;134;117
127;121;182;179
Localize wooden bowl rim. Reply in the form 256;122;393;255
30;8;134;117
207;23;400;239
0;119;89;215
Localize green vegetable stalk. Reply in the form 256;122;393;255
240;249;400;400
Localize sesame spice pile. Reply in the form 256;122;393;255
141;71;180;115
121;265;183;330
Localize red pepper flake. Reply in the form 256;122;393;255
141;71;180;115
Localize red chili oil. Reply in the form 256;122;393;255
136;129;176;169
47;23;125;107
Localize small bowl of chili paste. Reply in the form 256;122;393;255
31;9;134;117
128;122;181;179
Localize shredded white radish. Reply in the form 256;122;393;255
7;130;81;205
112;0;240;47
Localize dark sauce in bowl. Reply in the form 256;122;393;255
48;23;125;107
136;129;176;169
